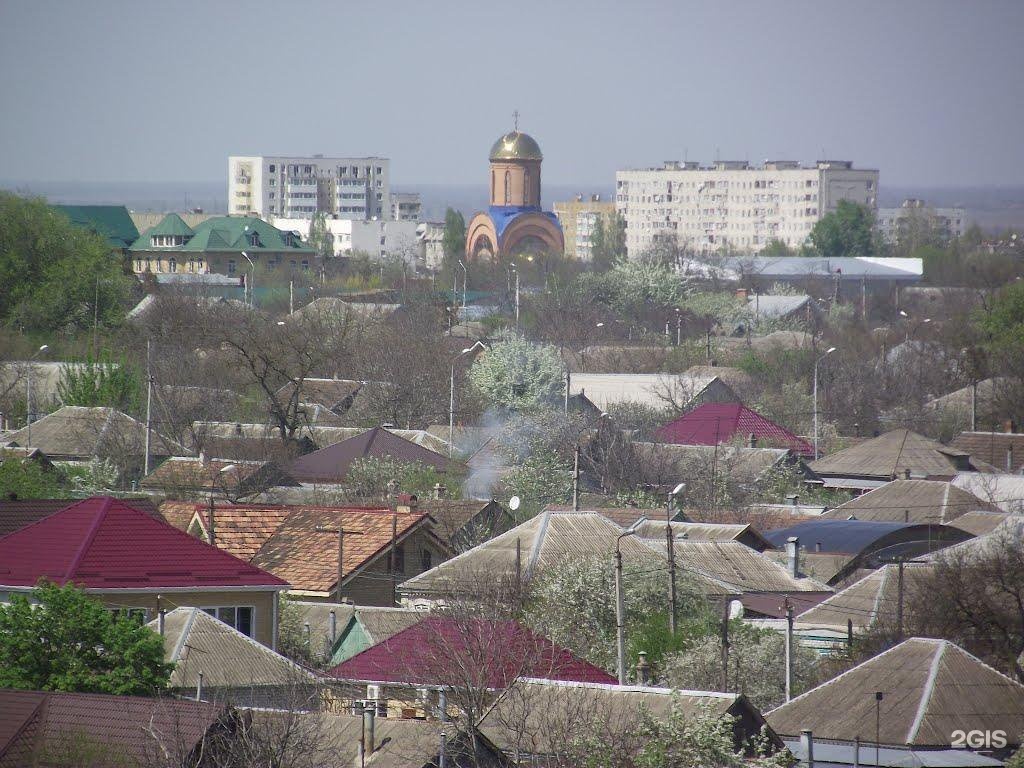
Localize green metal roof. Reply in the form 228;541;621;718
54;205;139;250
147;212;194;238
129;215;312;254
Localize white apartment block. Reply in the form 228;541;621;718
272;216;420;262
877;198;966;244
616;160;879;256
229;155;391;221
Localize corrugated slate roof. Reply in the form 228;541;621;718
795;563;935;630
821;479;998;524
0;496;287;589
152;607;318;690
654;402;813;457
950;430;1024;473
809;429;972;481
766;638;1024;747
2;405;184;458
947;509;1010;537
329;617;615;687
288;427;456;483
633;519;772;550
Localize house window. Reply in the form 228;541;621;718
228;259;236;274
202;606;254;637
393;544;405;573
301;260;309;270
420;549;432;571
169;257;177;272
111;607;147;625
269;164;275;172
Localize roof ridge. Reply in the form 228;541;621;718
171;607;199;662
870;566;891;624
906;639;945;744
525;511;551;578
63;496;115;584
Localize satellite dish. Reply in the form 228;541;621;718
728;599;744;620
508;496;521;511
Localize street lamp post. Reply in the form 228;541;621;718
666;482;685;635
813;346;837;460
615;529;637;684
449;341;487;458
25;344;49;445
241;250;255;308
457;259;467;311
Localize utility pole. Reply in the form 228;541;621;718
564;370;570;414
896;558;905;642
721;599;730;691
144;340;153;476
784;598;794;702
666;495;677;635
572;444;580;511
289;279;294;314
315;524;364;603
614;530;635;685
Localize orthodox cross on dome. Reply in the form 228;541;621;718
512;110;519;132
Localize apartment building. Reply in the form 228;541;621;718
877;198;966;244
272;216;420;262
229;155;391;221
552;195;616;260
616;160;879;256
390;192;422;221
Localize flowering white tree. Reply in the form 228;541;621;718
468;333;565;410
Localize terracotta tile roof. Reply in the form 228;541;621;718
251;507;432;592
329;617;616;687
820;479;999;524
0;689;227;764
151;607;318;690
654;402;813;457
0;496;160;538
159;499;203;531
288;427;457;483
196;506;295;561
0;496;287;590
766;638;1024;747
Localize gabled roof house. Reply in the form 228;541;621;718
0;496;288;648
654;401;813;457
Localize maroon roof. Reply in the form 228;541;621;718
288;426;456;483
0;689;226;764
654;402;813;457
0;496;288;590
329;616;616;687
0;496;162;538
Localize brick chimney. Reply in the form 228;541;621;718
735;288;748;301
433;482;445;500
748;432;757;448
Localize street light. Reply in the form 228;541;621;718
666;482;686;635
813;346;837;460
241;250;255;308
25;344;49;445
615;529;637;684
449;341;487;458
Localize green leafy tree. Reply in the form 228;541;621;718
307;209;333;258
0;452;66;498
808;200;877;259
442;207;467;262
57;358;141;412
0;193;133;331
498;448;572;521
0;581;171;695
339;455;461;501
590;212;626;271
468;333;565;410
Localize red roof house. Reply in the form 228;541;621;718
0;496;288;647
288;426;458;484
329;616;615;687
654;402;813;457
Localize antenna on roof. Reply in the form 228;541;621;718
512;110;520;132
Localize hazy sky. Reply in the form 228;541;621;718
2;0;1022;188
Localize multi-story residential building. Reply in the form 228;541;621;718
390;192;422;221
877;198;967;244
272;216;420;263
553;195;616;260
615;160;879;256
228;155;391;221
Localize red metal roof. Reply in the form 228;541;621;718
654;402;813;456
0;496;287;589
329;616;616;687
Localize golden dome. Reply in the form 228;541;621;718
489;131;543;162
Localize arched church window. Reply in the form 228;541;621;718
504;171;511;205
523;168;530;205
